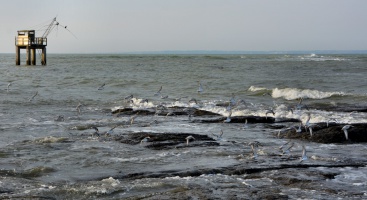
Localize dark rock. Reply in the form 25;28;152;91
111;107;133;114
192;109;221;116
310;124;367;143
112;162;365;180
22;166;57;178
192;116;276;123
314;103;367;113
277;123;367;143
275;118;302;123
115;109;155;117
112;106;220;117
0;187;13;194
261;193;289;200
215;102;231;107
114;132;218;150
320;172;339;179
0;166;56;178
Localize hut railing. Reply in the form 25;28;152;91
15;37;47;46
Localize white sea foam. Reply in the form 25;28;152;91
248;86;268;92
111;106;126;112
299;54;347;61
311;155;339;162
272;87;344;100
273;104;367;124
110;156;161;163
201;105;258;117
332;167;367;186
35;136;69;143
249;86;346;100
131;98;155;109
101;177;120;187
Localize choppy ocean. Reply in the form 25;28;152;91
0;53;367;199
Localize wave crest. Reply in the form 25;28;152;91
299;54;347;61
248;86;268;92
272;88;344;100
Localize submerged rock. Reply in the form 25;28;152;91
114;132;218;150
311;103;367;113
115;109;155;117
112;106;220;117
113;162;365;181
111;107;133;114
0;166;56;178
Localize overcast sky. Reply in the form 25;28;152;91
1;0;367;53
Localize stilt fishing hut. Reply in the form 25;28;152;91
15;17;69;65
15;30;47;65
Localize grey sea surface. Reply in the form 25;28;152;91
0;53;367;199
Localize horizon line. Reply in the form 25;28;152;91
2;50;367;55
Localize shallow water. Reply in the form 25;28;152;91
0;53;366;199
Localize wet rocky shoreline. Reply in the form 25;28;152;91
112;104;367;144
1;104;366;199
92;105;367;199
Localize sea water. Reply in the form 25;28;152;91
0;53;366;199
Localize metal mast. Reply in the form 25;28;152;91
42;17;59;38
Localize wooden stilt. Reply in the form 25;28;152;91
31;49;36;65
42;48;46;65
26;47;31;65
16;46;20;65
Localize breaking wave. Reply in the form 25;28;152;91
248;86;268;92
248;86;346;100
272;87;345;100
298;54;348;61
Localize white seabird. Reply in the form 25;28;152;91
242;119;249;129
140;136;151;145
54;115;65;122
154;86;163;96
91;126;100;137
341;125;353;140
230;93;236;106
76;102;83;115
186;135;195;145
224;110;232;123
212;129;224;140
280;141;294;155
124;94;133;100
307;124;320;137
265;109;275;119
197;82;203;93
130;114;138;125
6;83;11;92
106;125;118;135
29;91;38;101
292;122;303;133
304;113;311;130
98;83;105;90
248;141;261;159
326;118;339;127
300;145;308;163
